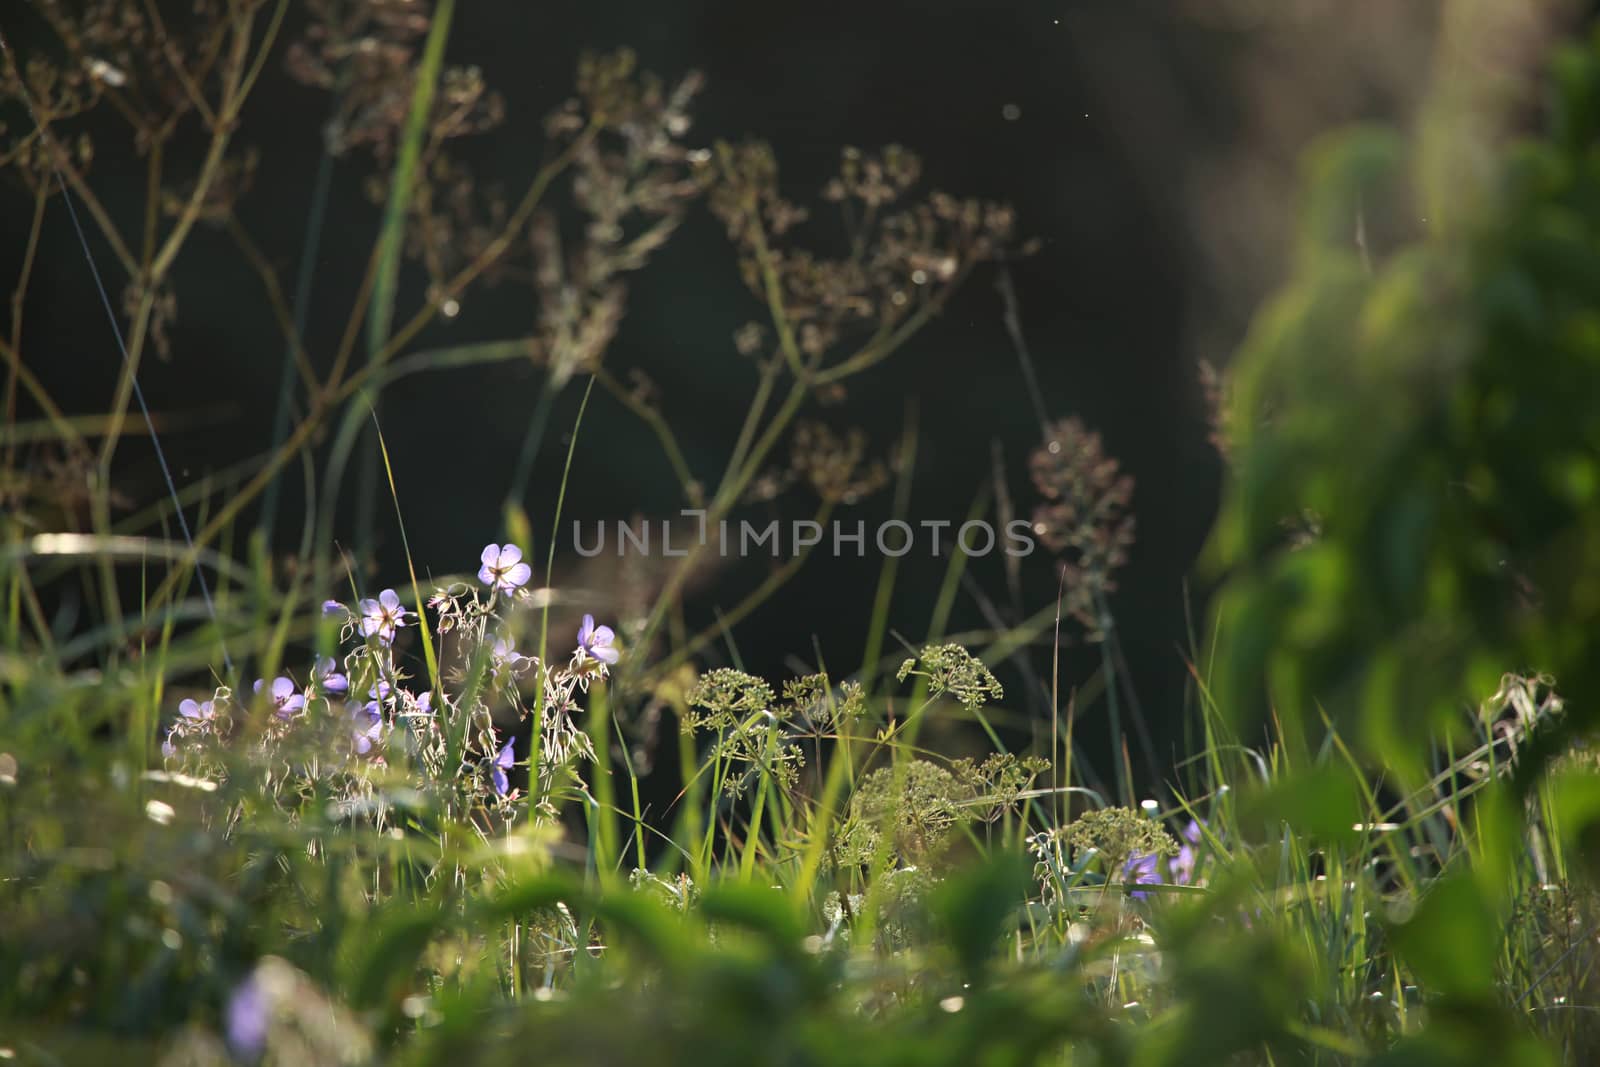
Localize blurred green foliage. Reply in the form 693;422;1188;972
1211;30;1600;782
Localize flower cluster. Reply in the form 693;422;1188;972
896;643;1005;710
709;143;1021;365
1029;417;1136;642
161;542;618;815
1122;819;1205;899
834;760;972;869
284;0;504;164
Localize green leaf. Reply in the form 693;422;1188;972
1387;873;1497;999
928;851;1030;983
1239;763;1363;848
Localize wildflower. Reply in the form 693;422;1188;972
1124;851;1163;899
350;703;383;755
226;974;270;1058
254;677;305;719
576;614;619;665
321;599;346;617
161;728;177;759
478;543;532;593
491;737;516;796
1062;807;1178;880
1169;819;1203;884
179;698;217;721
390;686;431;719
686;668;774;726
492;635;517;664
311;657;348;695
896;643;1003;709
837;760;971;863
358;589;412;644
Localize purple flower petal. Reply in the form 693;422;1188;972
271;677;295;700
1124;851;1162;899
180;698;202;719
379;589;400;611
322;600;345;616
226;976;269;1057
503;562;531;589
576;615;619;664
499;543;522;566
1170;844;1197;885
349;703;383;755
481;543;501;566
491;766;508;796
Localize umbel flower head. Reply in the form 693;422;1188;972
896;643;1004;710
479;543;532;592
1061;806;1179;880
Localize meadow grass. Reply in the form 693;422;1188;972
3;5;1600;1065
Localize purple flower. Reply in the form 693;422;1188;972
321;599;346;617
1124;851;1163;899
576;614;619;665
179;698;216;721
390;687;431;718
311;657;347;695
489;635;526;680
478;543;532;593
491;737;516;796
225;974;269;1057
358;589;412;645
350;703;383;755
161;728;177;759
1169;819;1203;885
254;677;304;719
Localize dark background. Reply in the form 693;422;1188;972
4;0;1442;785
